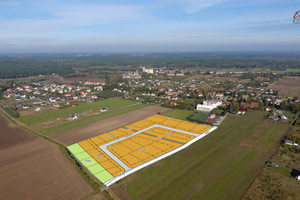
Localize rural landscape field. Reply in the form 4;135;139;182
1;1;300;199
111;111;289;200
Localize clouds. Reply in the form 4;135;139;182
0;0;22;6
182;0;227;14
0;4;148;32
0;0;299;52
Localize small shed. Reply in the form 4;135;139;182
285;140;294;146
70;114;78;120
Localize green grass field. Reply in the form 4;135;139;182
188;111;210;123
3;106;19;118
18;98;137;126
272;167;292;178
117;111;288;200
161;109;194;120
39;103;147;135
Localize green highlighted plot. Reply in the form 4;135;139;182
80;158;99;167
76;152;92;161
68;143;85;154
88;164;106;174
67;143;114;184
94;171;114;183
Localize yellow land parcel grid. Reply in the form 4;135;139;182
67;115;217;186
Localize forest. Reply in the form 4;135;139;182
1;52;300;79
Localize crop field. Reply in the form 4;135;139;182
269;78;300;96
110;111;289;200
67;115;216;186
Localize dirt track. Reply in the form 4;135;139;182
0;113;97;200
51;105;170;145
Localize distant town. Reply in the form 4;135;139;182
2;66;300;126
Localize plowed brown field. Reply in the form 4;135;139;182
51;105;170;145
0;113;97;200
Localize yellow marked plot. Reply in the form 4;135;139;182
78;140;95;151
145;145;166;157
126;120;154;131
101;160;116;170
145;127;195;143
131;134;158;146
90;137;105;146
123;140;143;150
145;115;167;123
98;134;117;143
191;124;211;134
121;154;143;168
151;140;181;152
131;150;154;162
175;121;197;130
109;143;132;157
109;128;134;138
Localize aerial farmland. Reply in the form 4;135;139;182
1;53;300;199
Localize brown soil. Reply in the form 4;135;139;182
18;108;37;117
88;192;108;200
0;113;94;200
269;78;300;96
51;106;170;145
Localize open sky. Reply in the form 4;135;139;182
0;0;299;53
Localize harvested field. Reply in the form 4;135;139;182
269;78;300;96
0;113;95;200
51;106;170;145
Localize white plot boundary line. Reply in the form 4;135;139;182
101;125;217;187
